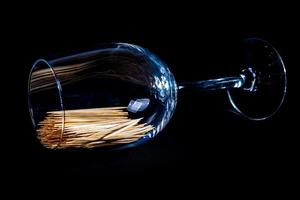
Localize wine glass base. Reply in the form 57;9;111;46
227;38;287;120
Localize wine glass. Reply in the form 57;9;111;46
28;38;287;149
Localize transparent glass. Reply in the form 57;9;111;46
28;38;287;149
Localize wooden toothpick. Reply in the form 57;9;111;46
37;106;154;149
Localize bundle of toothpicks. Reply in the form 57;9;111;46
37;107;154;149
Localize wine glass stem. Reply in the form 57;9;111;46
178;75;245;91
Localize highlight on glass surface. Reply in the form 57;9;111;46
28;38;287;149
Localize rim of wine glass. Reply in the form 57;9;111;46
28;59;65;136
227;37;287;121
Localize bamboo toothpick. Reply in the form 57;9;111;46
37;107;154;149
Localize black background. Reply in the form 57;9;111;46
3;2;299;192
